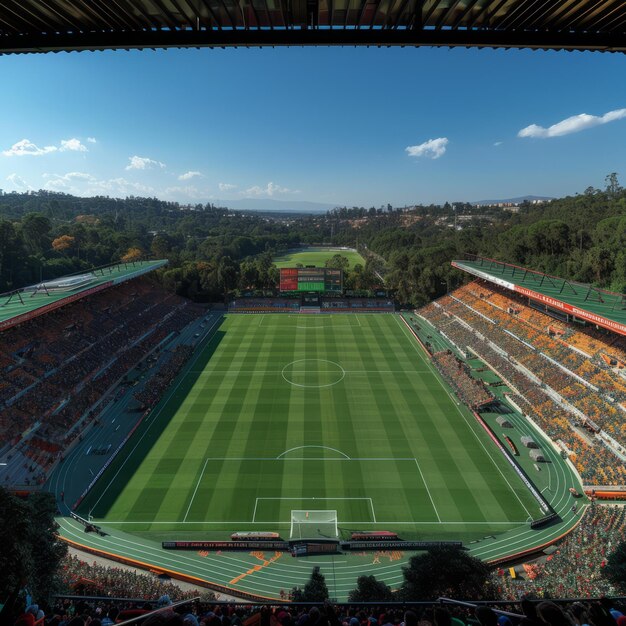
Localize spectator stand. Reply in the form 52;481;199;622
0;276;210;491
45;312;223;516
416;282;626;489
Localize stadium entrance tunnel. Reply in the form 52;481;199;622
281;358;345;388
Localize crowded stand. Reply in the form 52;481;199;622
227;297;394;313
60;555;202;601
495;504;626;599
321;298;395;312
19;595;626;626
0;277;206;487
133;346;194;410
432;350;494;408
228;298;300;313
14;551;626;626
416;285;626;486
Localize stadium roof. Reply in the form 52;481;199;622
1;0;626;53
0;259;167;332
452;255;626;336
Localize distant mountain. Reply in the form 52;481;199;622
223;198;336;213
471;195;554;206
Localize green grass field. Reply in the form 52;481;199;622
79;314;541;539
273;247;365;269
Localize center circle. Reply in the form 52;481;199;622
281;359;345;388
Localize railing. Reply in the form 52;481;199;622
53;595;626;610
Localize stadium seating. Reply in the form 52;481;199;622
432;350;494;408
0;278;206;487
495;504;626;599
417;281;626;486
228;298;300;312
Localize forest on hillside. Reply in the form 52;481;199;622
0;173;625;305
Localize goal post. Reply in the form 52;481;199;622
290;510;338;540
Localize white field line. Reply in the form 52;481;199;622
414;458;441;522
187;370;432;374
193;457;417;461
276;445;350;459
93;516;526;526
394;315;534;519
183;457;209;522
368;497;377;523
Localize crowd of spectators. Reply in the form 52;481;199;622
59;555;202;601
416;290;626;485
494;505;626;599
0;278;206;486
13;589;626;626
228;299;300;312
321;299;395;311
432;350;494;408
133;346;194;409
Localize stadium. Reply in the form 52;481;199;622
3;3;626;626
1;247;625;599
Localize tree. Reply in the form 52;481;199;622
121;246;143;262
605;172;622;198
238;259;259;290
325;254;350;272
399;546;494;600
348;575;394;602
20;213;51;255
217;256;239;297
0;488;67;617
290;566;329;602
51;234;75;253
602;541;626;592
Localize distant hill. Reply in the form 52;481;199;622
223;198;336;213
471;195;554;206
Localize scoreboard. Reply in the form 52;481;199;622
280;268;343;293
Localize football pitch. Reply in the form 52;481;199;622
273;247;365;269
79;314;541;538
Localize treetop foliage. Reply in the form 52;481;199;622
1;174;625;305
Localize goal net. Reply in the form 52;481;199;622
290;510;338;540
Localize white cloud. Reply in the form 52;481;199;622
178;170;202;181
42;172;154;196
2;137;92;156
6;173;30;189
164;185;204;199
88;177;154;195
60;138;88;152
44;172;96;191
494;141;503;147
87;137;97;143
405;137;449;160
2;139;58;157
242;181;298;198
518;108;626;139
125;155;166;171
218;182;237;192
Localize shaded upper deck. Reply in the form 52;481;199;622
0;259;168;332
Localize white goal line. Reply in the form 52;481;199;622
86;518;528;526
252;496;376;523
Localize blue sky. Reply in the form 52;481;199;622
1;46;626;207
